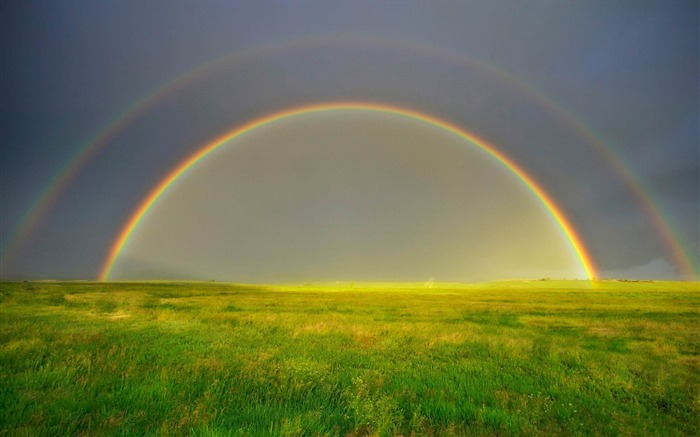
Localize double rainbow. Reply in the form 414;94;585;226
4;37;694;279
99;102;597;281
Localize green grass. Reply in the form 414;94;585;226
0;280;698;436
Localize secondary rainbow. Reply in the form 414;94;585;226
99;102;597;281
6;37;693;278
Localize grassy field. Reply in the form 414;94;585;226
0;280;698;436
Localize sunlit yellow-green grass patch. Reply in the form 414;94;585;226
1;280;698;436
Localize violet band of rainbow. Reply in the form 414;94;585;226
5;37;692;278
99;102;597;281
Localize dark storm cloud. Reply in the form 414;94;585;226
1;1;697;280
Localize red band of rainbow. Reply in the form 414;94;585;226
99;102;597;281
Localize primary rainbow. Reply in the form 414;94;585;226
99;102;597;281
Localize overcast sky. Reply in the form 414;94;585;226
1;1;697;281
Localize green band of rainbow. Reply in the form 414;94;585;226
6;37;692;278
99;102;597;281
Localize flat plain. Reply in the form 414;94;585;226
0;280;698;436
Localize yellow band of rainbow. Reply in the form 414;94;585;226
99;102;597;281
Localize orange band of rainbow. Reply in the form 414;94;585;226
99;102;597;281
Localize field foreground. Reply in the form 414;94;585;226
1;280;698;436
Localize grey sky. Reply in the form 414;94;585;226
1;1;697;280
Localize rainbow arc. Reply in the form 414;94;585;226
99;102;597;281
